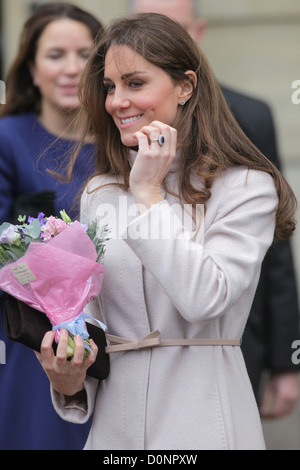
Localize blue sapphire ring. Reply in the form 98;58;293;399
151;135;165;146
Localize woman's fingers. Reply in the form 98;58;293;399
73;334;86;365
130;121;177;208
56;329;69;363
36;329;98;396
85;338;99;367
41;330;56;352
37;330;55;366
39;329;97;366
133;130;150;152
134;121;177;160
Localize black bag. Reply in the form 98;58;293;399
3;295;110;380
12;190;56;220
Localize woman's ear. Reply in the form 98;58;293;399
178;70;197;105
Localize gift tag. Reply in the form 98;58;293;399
11;263;37;285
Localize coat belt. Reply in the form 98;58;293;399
105;330;241;353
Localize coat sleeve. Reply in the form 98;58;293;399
50;375;99;424
123;168;278;324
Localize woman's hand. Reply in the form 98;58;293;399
259;372;300;419
35;329;98;396
130;121;177;211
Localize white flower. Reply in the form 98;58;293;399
0;225;21;245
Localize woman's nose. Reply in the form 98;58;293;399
64;54;84;75
111;88;131;110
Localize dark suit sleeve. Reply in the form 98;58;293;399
222;86;300;399
264;240;300;372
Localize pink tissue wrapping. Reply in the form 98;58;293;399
0;221;105;335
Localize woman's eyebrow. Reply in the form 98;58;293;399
103;70;148;81
120;71;147;79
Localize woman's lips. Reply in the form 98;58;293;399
119;114;143;128
60;85;78;95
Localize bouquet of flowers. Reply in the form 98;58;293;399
0;210;110;373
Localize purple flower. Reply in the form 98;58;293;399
37;212;46;225
28;212;47;226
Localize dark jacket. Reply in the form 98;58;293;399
0;113;94;449
222;86;300;401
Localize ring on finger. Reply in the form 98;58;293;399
150;135;165;146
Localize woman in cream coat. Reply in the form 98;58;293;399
37;14;296;450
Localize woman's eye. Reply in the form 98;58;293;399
80;51;91;60
103;83;115;94
48;54;62;60
129;80;144;89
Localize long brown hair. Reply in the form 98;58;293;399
75;13;296;240
0;2;103;117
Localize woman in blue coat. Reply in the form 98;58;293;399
0;3;102;449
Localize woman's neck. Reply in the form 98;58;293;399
38;102;88;141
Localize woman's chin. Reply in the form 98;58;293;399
121;136;138;148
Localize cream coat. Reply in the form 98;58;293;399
52;162;278;450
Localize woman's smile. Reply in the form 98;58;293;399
119;114;144;128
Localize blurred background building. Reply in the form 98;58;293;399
0;0;299;450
